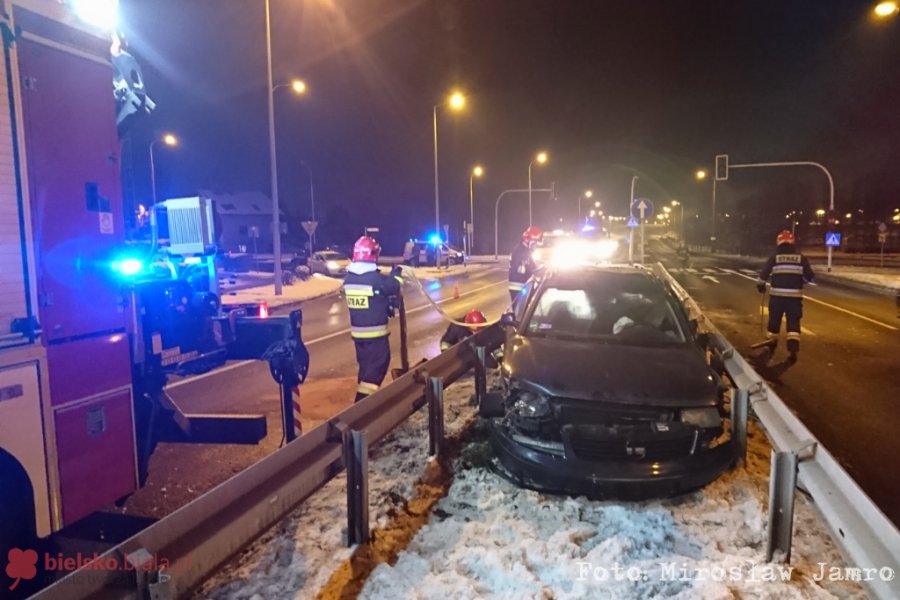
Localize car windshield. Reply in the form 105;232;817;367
525;273;686;345
319;251;348;261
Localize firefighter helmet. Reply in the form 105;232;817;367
352;236;381;262
464;309;487;332
522;226;544;244
776;230;795;246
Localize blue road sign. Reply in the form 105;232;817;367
825;232;841;247
627;216;639;229
631;198;654;220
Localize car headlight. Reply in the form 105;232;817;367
680;407;722;429
513;391;551;419
326;261;340;270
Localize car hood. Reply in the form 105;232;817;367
504;335;718;407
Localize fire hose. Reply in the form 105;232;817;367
397;264;508;328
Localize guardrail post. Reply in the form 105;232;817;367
766;450;799;562
344;428;369;546
281;379;301;442
732;388;749;466
474;346;487;406
426;376;445;457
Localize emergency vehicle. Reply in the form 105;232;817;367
0;0;307;553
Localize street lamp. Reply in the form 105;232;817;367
299;160;316;252
528;151;548;226
671;200;684;239
578;189;593;223
149;133;177;205
433;90;466;236
695;169;707;180
468;165;483;253
874;1;899;17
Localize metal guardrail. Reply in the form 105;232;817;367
658;263;900;600
32;326;503;600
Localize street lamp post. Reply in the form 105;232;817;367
628;175;638;263
469;165;483;253
527;151;548;226
671;200;684;240
433;91;466;236
299;160;316;252
578;189;593;223
149;133;177;206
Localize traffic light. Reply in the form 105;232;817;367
715;154;728;181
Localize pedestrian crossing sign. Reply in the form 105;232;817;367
627;216;639;229
825;232;841;247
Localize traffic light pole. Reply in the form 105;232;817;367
718;160;835;272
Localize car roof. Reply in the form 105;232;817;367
542;264;667;292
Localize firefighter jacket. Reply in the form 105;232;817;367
509;242;536;294
758;244;815;298
343;262;403;339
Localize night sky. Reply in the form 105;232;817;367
118;0;900;254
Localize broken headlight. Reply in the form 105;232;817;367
680;407;722;429
512;391;551;419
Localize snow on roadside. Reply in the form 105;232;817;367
361;421;867;600
194;377;480;600
220;273;343;309
813;265;900;292
408;263;494;281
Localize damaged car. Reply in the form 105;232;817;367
481;265;736;499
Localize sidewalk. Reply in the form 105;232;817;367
221;274;343;309
810;263;900;296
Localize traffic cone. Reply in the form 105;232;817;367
453;283;460;299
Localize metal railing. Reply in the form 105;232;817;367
32;326;503;600
658;263;900;600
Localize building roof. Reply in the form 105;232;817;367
199;190;284;216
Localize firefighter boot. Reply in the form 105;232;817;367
787;338;799;364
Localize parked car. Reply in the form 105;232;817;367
481;264;735;499
402;239;466;266
308;250;351;277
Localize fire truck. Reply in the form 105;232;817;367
0;0;308;555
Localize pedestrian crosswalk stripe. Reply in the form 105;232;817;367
686;268;698;273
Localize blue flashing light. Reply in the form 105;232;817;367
183;257;202;265
581;224;596;233
428;235;442;245
112;258;144;277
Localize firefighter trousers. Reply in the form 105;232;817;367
353;335;391;402
766;295;803;354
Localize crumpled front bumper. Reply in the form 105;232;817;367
488;420;737;500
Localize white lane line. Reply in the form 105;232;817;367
701;275;720;284
731;270;898;332
703;268;718;274
686;268;698;274
167;279;507;389
740;269;758;276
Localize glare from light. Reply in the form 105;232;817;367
874;1;899;17
536;152;548;164
473;165;484;177
112;258;143;277
845;213;852;219
584;190;593;198
429;235;442;244
594;201;601;208
671;200;680;206
816;209;826;217
326;261;340;270
72;0;119;31
695;169;707;180
163;133;178;146
291;79;307;94
663;206;672;213
449;91;466;110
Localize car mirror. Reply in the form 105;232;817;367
499;312;517;328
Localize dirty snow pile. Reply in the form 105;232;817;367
361;422;867;600
220;273;342;309
195;376;481;600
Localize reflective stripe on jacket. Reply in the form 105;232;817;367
343;263;401;339
758;246;815;299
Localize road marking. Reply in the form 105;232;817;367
731;270;898;332
167;278;507;389
701;275;720;284
686;268;698;273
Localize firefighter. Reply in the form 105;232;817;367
440;309;487;351
509;226;543;303
756;230;815;361
343;236;404;402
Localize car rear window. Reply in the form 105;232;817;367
526;274;685;345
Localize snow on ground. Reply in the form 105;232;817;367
220;273;343;309
194;377;481;600
361;420;866;600
198;369;866;600
407;262;495;281
813;264;900;292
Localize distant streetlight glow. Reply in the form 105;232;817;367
449;91;466;110
473;165;484;178
585;190;593;198
291;79;307;94
695;169;707;180
874;1;899;17
816;209;826;217
594;201;601;208
162;133;177;146
528;151;549;226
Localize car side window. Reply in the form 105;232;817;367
514;280;533;322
